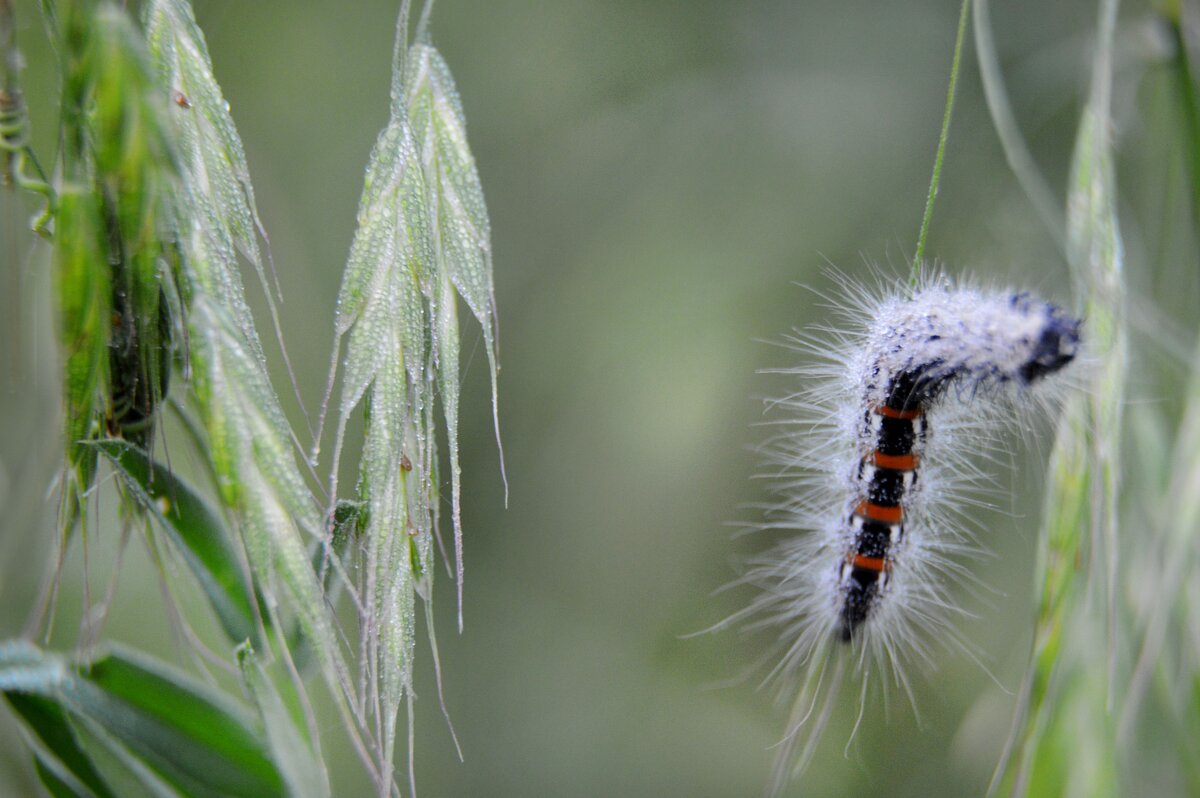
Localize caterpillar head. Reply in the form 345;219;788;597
1018;305;1081;383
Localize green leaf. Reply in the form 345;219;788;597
9;692;115;798
33;753;98;798
63;714;181;798
237;645;330;798
0;641;285;798
90;439;263;647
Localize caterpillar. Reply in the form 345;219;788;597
745;274;1081;792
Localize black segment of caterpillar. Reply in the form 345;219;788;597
838;390;926;640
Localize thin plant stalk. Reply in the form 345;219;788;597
911;0;971;285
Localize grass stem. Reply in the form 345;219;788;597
912;0;970;286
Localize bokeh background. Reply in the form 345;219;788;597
2;1;1188;795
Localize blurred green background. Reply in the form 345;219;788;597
1;1;1186;795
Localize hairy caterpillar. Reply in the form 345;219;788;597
745;274;1080;792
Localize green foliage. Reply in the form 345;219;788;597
2;0;498;795
236;644;328;798
990;1;1192;795
0;641;285;798
51;1;181;522
91;439;262;648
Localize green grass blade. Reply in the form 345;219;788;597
7;692;116;798
32;754;99;798
77;650;280;796
1159;2;1200;228
90;439;263;647
0;641;286;798
59;714;180;798
1120;210;1200;772
236;644;330;798
972;0;1066;248
996;0;1127;793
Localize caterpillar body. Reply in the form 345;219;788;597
747;275;1081;792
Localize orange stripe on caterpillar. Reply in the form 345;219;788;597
873;404;924;420
848;553;889;572
867;451;919;470
854;500;903;524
